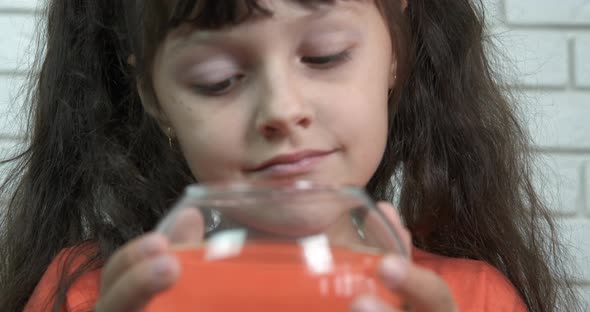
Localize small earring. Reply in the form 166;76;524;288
388;75;397;99
167;127;173;148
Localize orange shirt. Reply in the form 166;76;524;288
24;246;527;311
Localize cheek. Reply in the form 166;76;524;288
177;123;243;181
163;100;249;181
151;63;249;182
344;90;389;156
342;80;390;181
315;80;388;185
328;59;390;142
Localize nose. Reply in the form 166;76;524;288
254;66;314;140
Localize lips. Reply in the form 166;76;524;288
247;150;335;176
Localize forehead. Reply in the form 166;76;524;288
135;0;377;67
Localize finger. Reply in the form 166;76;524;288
164;207;205;246
379;255;458;312
95;254;180;312
100;232;169;294
350;295;400;312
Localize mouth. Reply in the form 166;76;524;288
246;149;336;177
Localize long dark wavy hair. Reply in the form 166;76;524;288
0;0;582;311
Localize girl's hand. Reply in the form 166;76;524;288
351;202;458;312
94;208;204;312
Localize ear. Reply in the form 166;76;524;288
401;0;408;11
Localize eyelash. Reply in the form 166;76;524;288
193;75;245;96
193;51;352;96
301;50;352;68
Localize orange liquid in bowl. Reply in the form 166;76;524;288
145;243;402;311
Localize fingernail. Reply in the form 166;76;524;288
141;234;165;256
380;255;408;288
152;255;174;277
350;296;382;312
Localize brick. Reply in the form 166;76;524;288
505;0;590;26
557;219;590;283
534;154;585;215
575;35;590;88
494;30;568;87
0;14;36;72
521;91;590;148
0;75;26;136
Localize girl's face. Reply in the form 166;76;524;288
150;0;395;186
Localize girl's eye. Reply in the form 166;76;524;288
301;51;351;68
193;75;244;96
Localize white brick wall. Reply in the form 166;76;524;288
0;76;26;136
0;0;38;10
499;29;570;87
497;0;590;306
505;0;590;26
0;4;34;186
0;14;36;72
1;0;590;308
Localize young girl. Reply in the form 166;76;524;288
0;0;581;311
